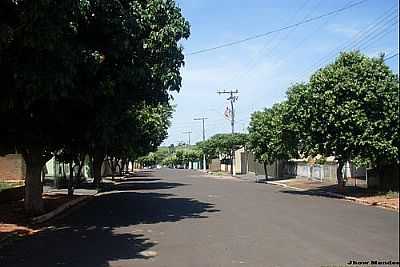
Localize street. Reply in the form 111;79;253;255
1;168;399;267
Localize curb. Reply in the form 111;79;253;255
324;192;399;211
265;181;307;191
32;195;94;224
267;181;398;211
0;195;95;247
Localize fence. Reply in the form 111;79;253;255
284;160;370;189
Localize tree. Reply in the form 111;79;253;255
0;0;83;214
198;133;248;171
79;0;189;185
162;155;178;168
285;51;399;190
248;102;295;180
0;0;189;214
184;149;203;167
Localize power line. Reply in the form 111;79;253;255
301;8;397;74
357;21;398;51
217;89;239;175
186;0;369;56
293;5;398;81
319;8;397;63
182;131;192;146
193;117;208;170
384;53;399;61
223;0;320;89
229;0;357;89
269;0;357;74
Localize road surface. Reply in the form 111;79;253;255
1;168;398;267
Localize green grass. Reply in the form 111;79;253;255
0;181;23;192
385;190;399;198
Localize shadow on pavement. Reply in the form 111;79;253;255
111;177;161;182
280;186;345;199
280;184;398;200
100;181;187;192
0;177;218;267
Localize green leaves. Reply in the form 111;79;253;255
197;133;248;160
285;51;399;166
248;102;294;164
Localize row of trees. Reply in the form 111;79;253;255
0;0;190;214
248;51;399;190
137;133;249;170
197;133;248;168
137;145;203;169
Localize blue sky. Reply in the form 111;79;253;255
163;0;399;146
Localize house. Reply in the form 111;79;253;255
0;154;26;181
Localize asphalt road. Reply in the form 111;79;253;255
1;169;399;267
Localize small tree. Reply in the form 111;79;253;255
184;149;203;168
198;133;247;172
248;102;295;181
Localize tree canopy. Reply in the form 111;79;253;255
284;51;399;187
0;0;190;214
197;133;248;160
248;102;295;164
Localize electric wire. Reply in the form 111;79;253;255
186;0;369;56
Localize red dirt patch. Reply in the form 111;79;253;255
0;194;79;240
281;178;399;211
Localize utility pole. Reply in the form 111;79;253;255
194;117;208;171
183;131;192;147
217;89;239;175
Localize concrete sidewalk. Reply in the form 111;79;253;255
268;178;399;211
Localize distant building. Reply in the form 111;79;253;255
0;154;26;181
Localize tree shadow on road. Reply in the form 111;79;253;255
99;180;187;192
279;187;345;199
279;183;393;199
0;185;219;266
111;177;161;182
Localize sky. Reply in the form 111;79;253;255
163;0;399;146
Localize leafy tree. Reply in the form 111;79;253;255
184;149;203;164
137;152;157;167
198;133;247;172
76;0;189;185
248;102;295;180
175;150;186;167
0;0;83;214
162;155;178;168
0;0;189;214
285;51;399;190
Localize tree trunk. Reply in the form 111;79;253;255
93;150;104;187
75;153;85;186
23;148;45;215
336;161;345;192
230;153;234;175
376;162;384;190
120;159;126;176
109;158;115;181
263;161;268;182
68;160;74;197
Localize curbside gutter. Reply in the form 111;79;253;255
32;195;94;224
0;194;95;248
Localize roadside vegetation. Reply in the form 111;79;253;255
0;181;23;192
0;0;190;214
248;51;399;191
